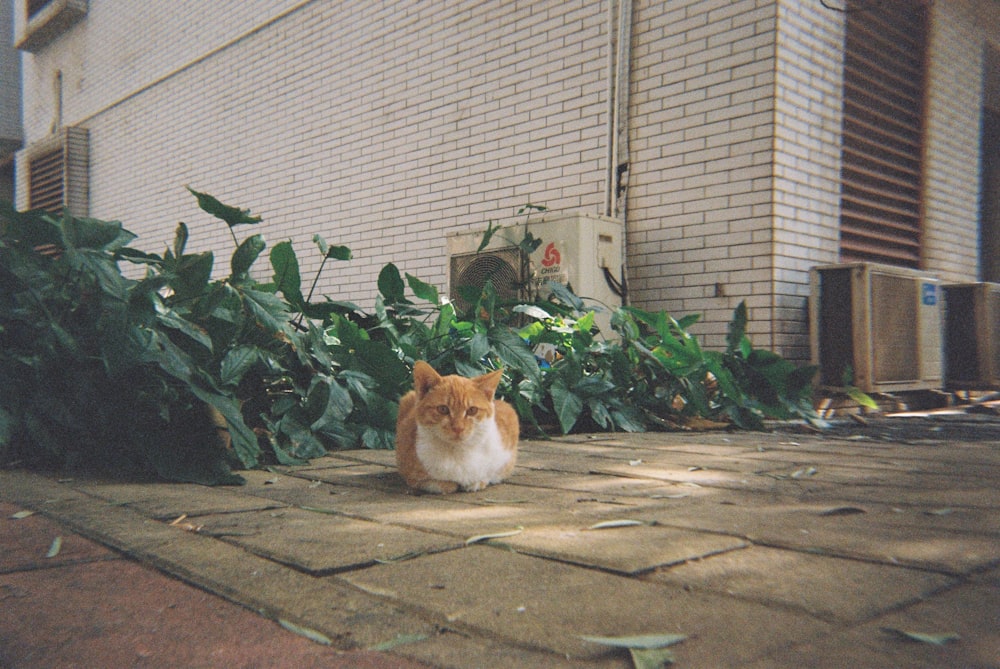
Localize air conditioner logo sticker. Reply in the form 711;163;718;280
922;283;937;306
541;242;561;268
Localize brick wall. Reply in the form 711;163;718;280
770;2;844;360
20;0;612;309
921;0;995;282
629;0;782;350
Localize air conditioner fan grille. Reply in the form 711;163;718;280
450;249;523;312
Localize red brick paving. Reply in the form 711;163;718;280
0;503;428;669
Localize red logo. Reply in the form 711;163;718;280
541;242;560;267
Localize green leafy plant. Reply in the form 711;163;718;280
0;204;248;483
1;192;823;486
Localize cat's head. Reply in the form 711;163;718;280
412;361;503;441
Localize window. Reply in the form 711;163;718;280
25;126;88;215
839;0;928;267
16;0;87;53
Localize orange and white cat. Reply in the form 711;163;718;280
395;361;519;494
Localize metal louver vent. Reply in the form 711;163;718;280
29;148;65;213
24;126;88;216
839;0;927;267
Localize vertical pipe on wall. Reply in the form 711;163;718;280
614;0;632;304
604;0;633;304
603;0;617;218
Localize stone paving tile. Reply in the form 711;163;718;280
752;462;997;492
2;475;186;554
70;479;286;519
505;467;707;496
795;480;1000;509
0;502;115;572
741;444;1000;475
502;521;747;574
195;506;462;573
648;545;956;623
296;462;405;492
745;582;1000;669
237;467;388;508
973;566;1000;587
639;496;1000;574
332;495;583;540
281;454;380;470
342;546;831;664
762;437;1000;466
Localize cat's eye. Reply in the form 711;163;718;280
436;405;450;416
466;406;479;416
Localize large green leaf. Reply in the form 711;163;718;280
309;376;354;431
60;213;137;252
406;273;439;304
219;345;264;386
168;251;214;301
154;302;214;352
173;222;189;258
545;280;584;311
550;378;583;434
187;187;262;227
188;385;261;468
274;411;328;460
230;234;266;280
241;287;290;335
488;327;542;385
270;241;304;308
475;219;501;253
726;301;749;356
378;263;406;303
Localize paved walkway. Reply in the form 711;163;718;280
2;422;998;667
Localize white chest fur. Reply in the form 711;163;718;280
415;419;512;489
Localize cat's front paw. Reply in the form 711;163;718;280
460;480;489;492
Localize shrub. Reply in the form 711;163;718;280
0;192;822;484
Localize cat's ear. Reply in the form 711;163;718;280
474;368;504;400
413;361;442;398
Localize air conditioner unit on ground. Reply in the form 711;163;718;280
942;282;1000;389
447;212;623;337
809;262;943;393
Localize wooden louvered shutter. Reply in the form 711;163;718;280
839;1;928;267
28;148;65;214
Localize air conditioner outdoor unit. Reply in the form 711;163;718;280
942;282;1000;389
809;262;943;393
447;212;623;336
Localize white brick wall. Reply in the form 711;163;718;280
770;1;844;360
629;0;781;350
22;0;612;308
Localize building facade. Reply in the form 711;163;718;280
12;0;1000;362
1;0;21;200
